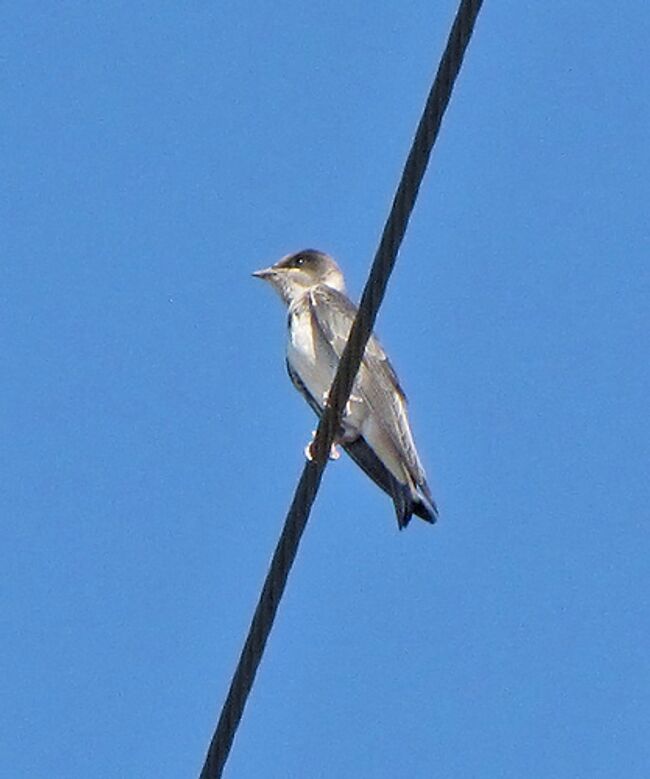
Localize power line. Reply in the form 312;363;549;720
199;1;484;776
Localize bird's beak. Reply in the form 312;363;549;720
252;266;275;280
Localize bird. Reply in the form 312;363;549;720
253;249;437;529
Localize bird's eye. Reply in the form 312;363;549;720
294;256;305;267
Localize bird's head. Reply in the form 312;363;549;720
253;249;346;305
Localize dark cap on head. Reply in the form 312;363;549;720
275;249;333;271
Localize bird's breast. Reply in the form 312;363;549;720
287;303;336;407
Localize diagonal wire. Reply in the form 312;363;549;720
199;1;484;776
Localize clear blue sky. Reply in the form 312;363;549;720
3;2;649;777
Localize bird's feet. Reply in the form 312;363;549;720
304;430;341;462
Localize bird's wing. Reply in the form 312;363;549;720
287;356;429;527
309;285;426;485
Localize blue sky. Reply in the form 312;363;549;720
3;2;649;777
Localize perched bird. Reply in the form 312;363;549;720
253;249;437;529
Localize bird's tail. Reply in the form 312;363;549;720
392;479;437;530
410;479;438;525
344;436;438;529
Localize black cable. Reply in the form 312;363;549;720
199;2;484;776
